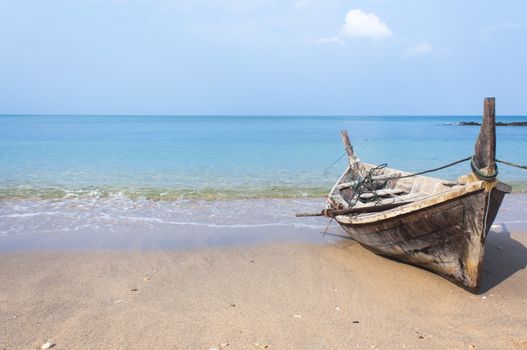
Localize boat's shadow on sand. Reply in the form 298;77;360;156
479;224;527;294
328;225;527;294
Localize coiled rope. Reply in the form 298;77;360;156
346;164;389;207
470;156;498;181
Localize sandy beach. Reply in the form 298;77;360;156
1;221;526;349
2;1;527;348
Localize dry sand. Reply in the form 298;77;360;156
1;227;526;350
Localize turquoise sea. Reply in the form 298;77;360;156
1;115;526;200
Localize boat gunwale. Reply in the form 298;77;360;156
334;179;490;225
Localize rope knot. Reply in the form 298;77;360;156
470;155;498;181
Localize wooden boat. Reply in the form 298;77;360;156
299;98;511;291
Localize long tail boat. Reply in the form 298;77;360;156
299;98;511;291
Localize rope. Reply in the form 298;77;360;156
343;164;390;208
325;152;527;180
496;159;527;170
324;152;347;174
380;156;472;181
471;156;498;181
383;156;526;180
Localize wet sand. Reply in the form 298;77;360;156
1;226;526;350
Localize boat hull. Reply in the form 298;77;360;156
335;187;507;291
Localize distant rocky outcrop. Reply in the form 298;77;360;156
457;121;527;126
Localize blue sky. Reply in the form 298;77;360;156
1;0;526;115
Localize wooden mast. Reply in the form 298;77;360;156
340;130;359;164
340;130;366;178
473;97;497;179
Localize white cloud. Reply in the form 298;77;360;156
482;21;524;35
312;36;343;45
402;43;449;58
403;42;433;57
312;9;392;45
341;9;392;39
292;0;308;10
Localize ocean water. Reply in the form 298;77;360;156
1;115;526;200
1;115;526;247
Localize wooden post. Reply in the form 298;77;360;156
473;97;497;177
340;130;359;164
340;130;366;184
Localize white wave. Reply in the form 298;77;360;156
0;212;69;218
498;220;527;224
107;215;322;230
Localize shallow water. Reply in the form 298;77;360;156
0;197;329;250
0;195;525;251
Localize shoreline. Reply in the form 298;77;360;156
1;194;527;252
1;181;526;201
